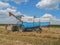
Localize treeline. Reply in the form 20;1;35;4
0;24;7;26
50;25;60;27
0;24;60;27
0;24;16;26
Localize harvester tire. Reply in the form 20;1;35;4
12;26;18;32
19;26;25;32
36;28;42;33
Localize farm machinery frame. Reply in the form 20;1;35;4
6;12;42;32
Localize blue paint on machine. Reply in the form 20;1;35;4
18;22;50;28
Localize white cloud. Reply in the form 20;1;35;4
0;1;17;10
6;8;21;15
41;13;56;19
0;8;21;16
40;13;56;22
1;0;28;4
0;1;27;24
0;1;11;9
36;0;60;10
0;1;10;7
0;8;22;24
51;19;60;25
12;0;28;4
40;13;60;25
0;1;29;24
0;17;18;24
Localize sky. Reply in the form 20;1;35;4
0;0;60;24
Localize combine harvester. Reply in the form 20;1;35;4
6;12;50;32
6;12;42;32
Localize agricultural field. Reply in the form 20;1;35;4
0;25;60;45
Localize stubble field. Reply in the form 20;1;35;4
0;26;60;45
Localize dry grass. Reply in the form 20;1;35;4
0;26;60;45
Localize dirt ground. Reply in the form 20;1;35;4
0;26;60;45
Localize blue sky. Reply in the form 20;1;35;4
11;0;60;18
9;0;60;18
0;0;60;24
1;0;60;18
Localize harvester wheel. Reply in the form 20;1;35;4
36;28;42;33
19;26;25;32
12;26;18;32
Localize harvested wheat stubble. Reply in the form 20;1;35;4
0;26;60;45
